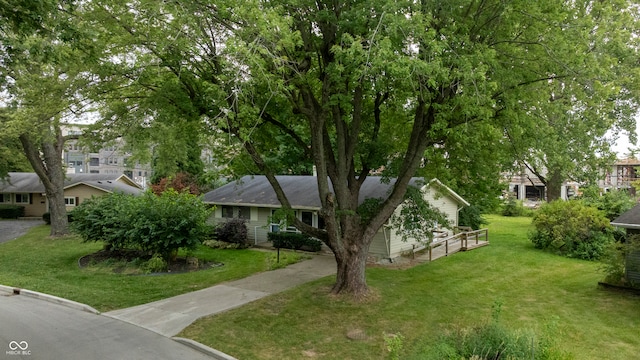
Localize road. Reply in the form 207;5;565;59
0;293;215;360
0;220;44;244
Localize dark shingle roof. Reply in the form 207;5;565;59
203;175;427;209
611;204;640;229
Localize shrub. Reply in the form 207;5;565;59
414;302;571;360
268;232;322;252
144;254;168;273
600;235;640;288
458;205;488;230
213;218;250;248
579;186;636;221
71;190;212;261
529;200;614;260
501;196;526;217
0;204;25;219
70;193;135;251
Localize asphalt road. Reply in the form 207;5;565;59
0;220;44;244
0;293;215;360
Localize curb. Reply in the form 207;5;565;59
0;284;100;315
172;337;238;360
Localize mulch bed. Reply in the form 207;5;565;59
78;249;223;275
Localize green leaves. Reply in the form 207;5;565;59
71;191;213;260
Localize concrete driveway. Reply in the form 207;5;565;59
0;219;45;244
0;291;216;360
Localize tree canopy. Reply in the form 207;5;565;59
2;0;638;295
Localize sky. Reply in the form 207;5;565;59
610;113;640;157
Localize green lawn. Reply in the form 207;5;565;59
179;215;640;360
0;225;297;311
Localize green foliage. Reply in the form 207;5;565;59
71;191;212;261
600;235;640;289
458;205;488;230
268;232;322;252
0;205;25;219
213;218;250;248
579;186;636;221
384;333;405;360
265;251;308;271
417;302;569;360
143;253;168;273
390;185;449;244
501;196;527;217
529;200;614;260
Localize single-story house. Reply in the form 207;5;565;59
203;175;469;260
610;205;640;287
0;172;143;217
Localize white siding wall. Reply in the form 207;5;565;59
210;206;273;244
423;186;459;227
369;227;391;259
382;186;462;259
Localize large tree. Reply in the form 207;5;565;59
0;0;96;235
80;0;640;297
500;1;639;201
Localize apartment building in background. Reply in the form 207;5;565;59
599;157;640;195
61;125;152;188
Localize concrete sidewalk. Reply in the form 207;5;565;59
104;254;336;337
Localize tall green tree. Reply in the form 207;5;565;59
0;0;93;235
82;0;640;297
500;1;639;201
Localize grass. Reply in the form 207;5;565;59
0;225;301;312
179;215;640;360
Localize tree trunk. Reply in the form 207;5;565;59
46;178;68;236
332;241;370;298
546;167;564;202
19;131;69;236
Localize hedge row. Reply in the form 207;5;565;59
0;205;25;219
268;232;322;252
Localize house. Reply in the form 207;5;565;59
203;175;470;260
0;172;143;217
505;166;579;202
610;205;640;288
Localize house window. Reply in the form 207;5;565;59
238;207;250;219
0;193;10;203
90;170;99;174
89;157;99;166
64;197;76;206
222;206;234;218
301;211;313;226
14;193;30;204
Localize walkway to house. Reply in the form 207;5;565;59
105;230;488;339
104;254;337;337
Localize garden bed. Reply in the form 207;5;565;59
78;249;223;275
